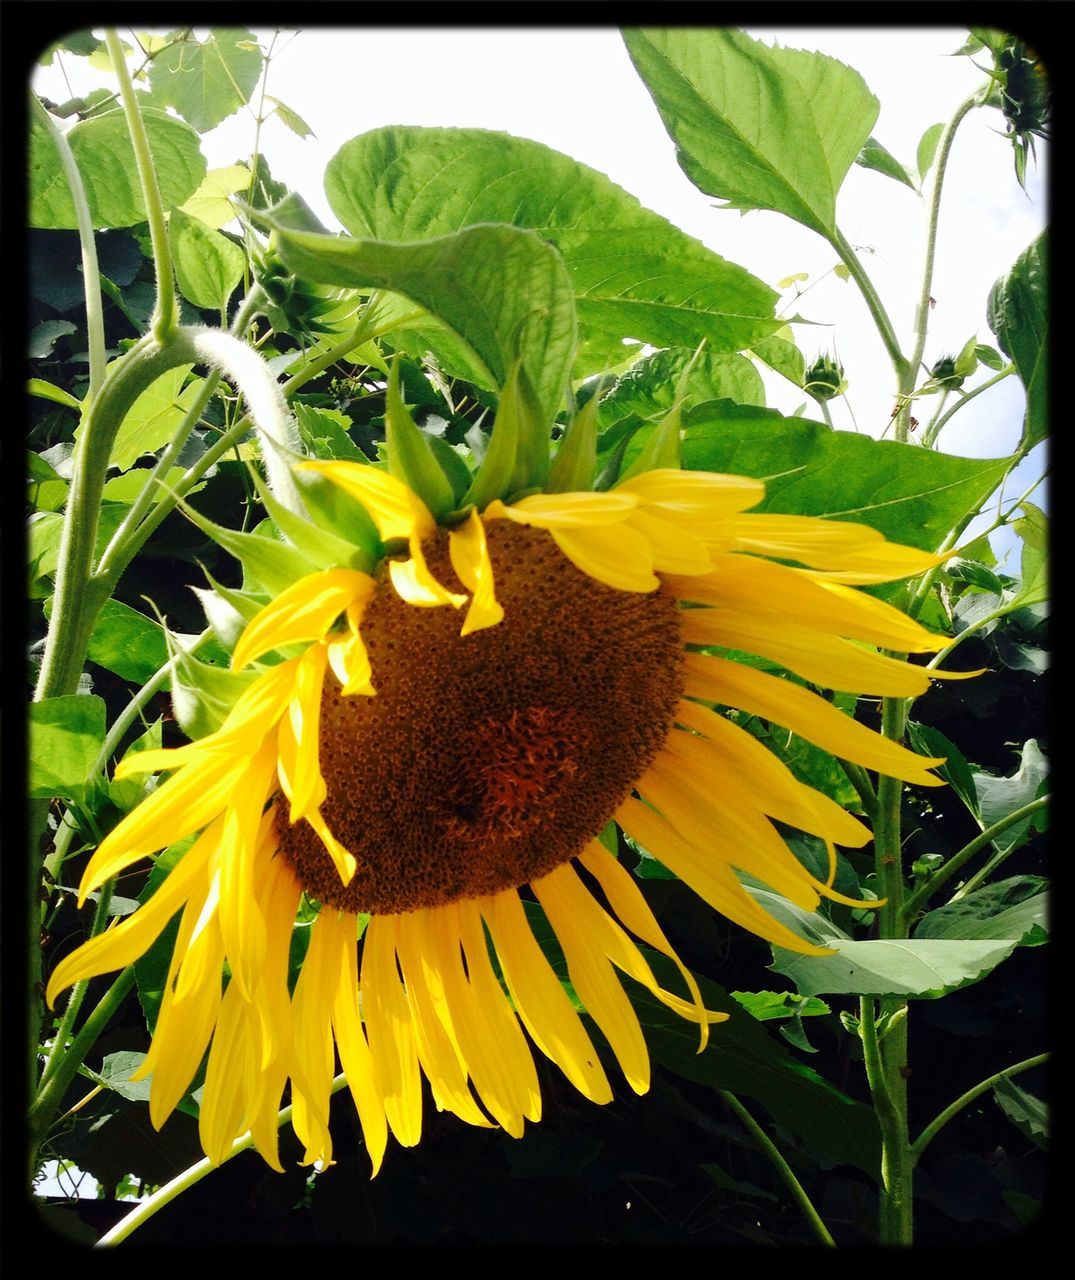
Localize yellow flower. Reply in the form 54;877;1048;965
47;461;957;1174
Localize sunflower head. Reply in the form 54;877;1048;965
47;367;959;1175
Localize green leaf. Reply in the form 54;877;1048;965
384;360;457;518
915;122;945;184
267;96;315;140
972;740;1048;856
168;208;245;312
773;935;1018;999
293;402;363;461
1009;503;1048;608
623;29;878;236
29;695;106;800
752;890;1018;997
31;108;206;230
28;377;81;410
856;136;916;189
180;163;253;229
147;29;263;134
29;319;77;358
974;342;1005;371
100;366;209;471
324;126;780;377
682;402;1009;551
993;1076;1048;1148
264;198;576;428
597;347;764;434
635;954;880;1177
89;1051;152;1103
101;466;203;506
750;326;805;388
988;231;1047;447
914;876;1048;947
730;990;830;1021
110;717;164;813
86;599;170;683
907;722;980;816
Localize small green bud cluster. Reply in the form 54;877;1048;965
804;354;846;402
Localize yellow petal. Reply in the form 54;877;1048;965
298;460;434;541
289;908;341;1166
199;980;256;1165
682;652;945;785
729;514;942;578
362;915;423;1147
388;534;467;609
626;509;712;575
287;642;330;824
550;524;659;592
449;510;504;636
617;467;764;516
232;569;375;671
486;490;638;529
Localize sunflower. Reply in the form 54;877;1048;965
46;408;957;1175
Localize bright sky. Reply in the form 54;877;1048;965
34;26;1047;563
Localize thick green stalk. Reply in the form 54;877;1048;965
719;1090;836;1246
97;1074;351;1246
910;1053;1048;1164
31;95;106;398
868;692;914;1244
105;30;178;340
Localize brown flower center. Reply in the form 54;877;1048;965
275;521;684;914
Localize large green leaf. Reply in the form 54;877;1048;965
29;695;106;801
168;208;245;312
914;876;1048;947
635;956;881;1177
264;202;577;425
147;29;263;134
681;403;1009;550
95;366;210;471
85;599;170;684
324;126;779;377
30;108;206;230
988;231;1047;447
623;29;878;236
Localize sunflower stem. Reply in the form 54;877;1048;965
718;1090;836;1246
867;692;915;1244
910;1053;1048;1165
96;1073;351;1246
839;759;878;820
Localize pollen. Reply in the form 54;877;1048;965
275;521;684;914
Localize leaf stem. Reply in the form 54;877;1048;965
920;366;1014;449
30;968;135;1148
908;93;982;387
829;228;909;383
910;1053;1048;1164
902;794;1048;921
840;759;879;820
96;1073;351;1246
105;30;178;341
31;94;106;399
718;1090;835;1246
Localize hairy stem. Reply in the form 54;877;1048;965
828;228;909;384
920;366;1014;449
105;30;178;341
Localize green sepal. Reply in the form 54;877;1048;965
954;334;980;379
293;465;384;560
461;365;520;510
166;631;257;741
547;392;599;493
425;436;474;505
191;565;268;653
248;463;376;574
620;401;683;481
178;497;318;595
384;359;456;518
508;361;551;493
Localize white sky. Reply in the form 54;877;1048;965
34;25;1047;563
